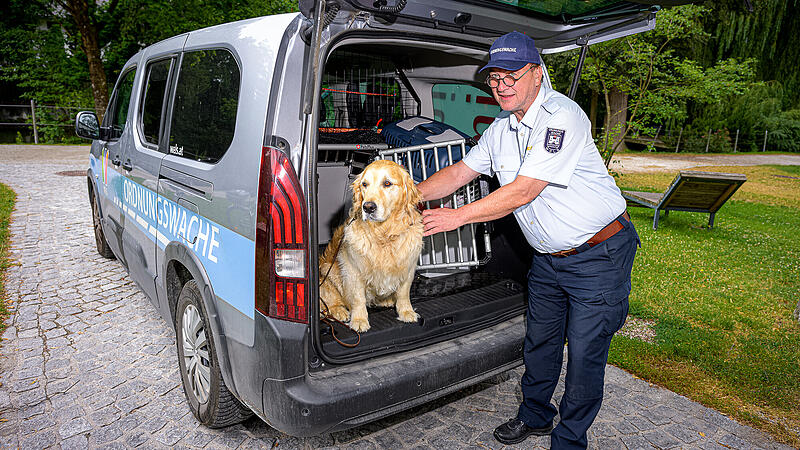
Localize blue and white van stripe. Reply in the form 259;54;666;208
90;154;257;319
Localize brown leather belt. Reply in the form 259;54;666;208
550;211;631;257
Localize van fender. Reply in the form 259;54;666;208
87;172;121;257
86;173;109;241
87;171;102;217
87;167;127;267
161;241;240;400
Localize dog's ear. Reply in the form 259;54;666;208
402;170;422;219
350;172;364;217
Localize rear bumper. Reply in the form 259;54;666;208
261;315;525;436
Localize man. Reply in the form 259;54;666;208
417;31;639;449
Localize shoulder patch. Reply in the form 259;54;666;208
541;99;562;114
544;128;565;153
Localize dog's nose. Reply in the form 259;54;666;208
363;202;377;214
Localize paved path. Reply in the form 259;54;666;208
0;145;791;449
610;152;800;173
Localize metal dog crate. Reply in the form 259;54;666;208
379;139;491;271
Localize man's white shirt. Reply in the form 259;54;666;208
461;85;626;253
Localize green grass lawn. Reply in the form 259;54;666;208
0;183;15;337
612;165;800;446
768;164;800;177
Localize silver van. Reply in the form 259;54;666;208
75;0;670;436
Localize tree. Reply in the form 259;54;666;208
52;0;297;119
98;0;296;84
1;0;297;127
710;0;800;108
1;0;112;119
552;5;756;165
0;0;96;139
56;0;109;119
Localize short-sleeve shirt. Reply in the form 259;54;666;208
461;85;626;253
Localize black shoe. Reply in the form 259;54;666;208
493;418;554;445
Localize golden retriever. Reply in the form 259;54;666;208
319;160;423;332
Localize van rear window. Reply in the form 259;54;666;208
169;49;240;163
486;0;621;17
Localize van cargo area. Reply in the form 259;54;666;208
313;41;531;360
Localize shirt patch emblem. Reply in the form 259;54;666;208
544;128;565;153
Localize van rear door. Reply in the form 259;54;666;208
299;0;693;53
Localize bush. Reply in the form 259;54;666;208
765;109;800;152
686;81;800;152
669;126;733;153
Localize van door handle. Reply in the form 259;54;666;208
121;159;133;171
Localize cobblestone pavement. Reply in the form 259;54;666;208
0;146;791;449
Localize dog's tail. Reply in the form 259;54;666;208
320;225;346;266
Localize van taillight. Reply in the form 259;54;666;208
255;146;308;323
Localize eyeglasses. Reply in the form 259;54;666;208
485;65;535;88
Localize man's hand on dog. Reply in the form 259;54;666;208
422;207;464;236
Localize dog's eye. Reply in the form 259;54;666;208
361;181;368;188
383;180;392;187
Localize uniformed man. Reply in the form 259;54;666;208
417;31;639;449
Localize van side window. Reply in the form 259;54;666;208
106;68;137;141
432;84;500;140
140;59;173;147
169;49;240;163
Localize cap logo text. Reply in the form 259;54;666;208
491;47;517;54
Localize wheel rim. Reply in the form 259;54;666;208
92;197;104;247
181;304;212;404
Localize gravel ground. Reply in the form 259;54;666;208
616;317;657;343
609;152;800;173
0;145;89;165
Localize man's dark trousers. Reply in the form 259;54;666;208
516;215;639;449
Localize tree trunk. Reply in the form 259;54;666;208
607;86;628;152
62;0;109;121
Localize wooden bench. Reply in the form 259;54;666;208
622;171;747;230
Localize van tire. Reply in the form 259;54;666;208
90;190;115;259
175;280;252;428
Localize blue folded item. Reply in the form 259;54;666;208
380;117;474;182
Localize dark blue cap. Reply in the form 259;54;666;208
480;31;541;72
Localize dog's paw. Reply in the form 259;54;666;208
397;309;419;323
328;305;350;322
349;316;371;332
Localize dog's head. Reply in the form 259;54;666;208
351;160;421;223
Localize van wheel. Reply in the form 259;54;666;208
90;190;115;259
175;280;252;428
